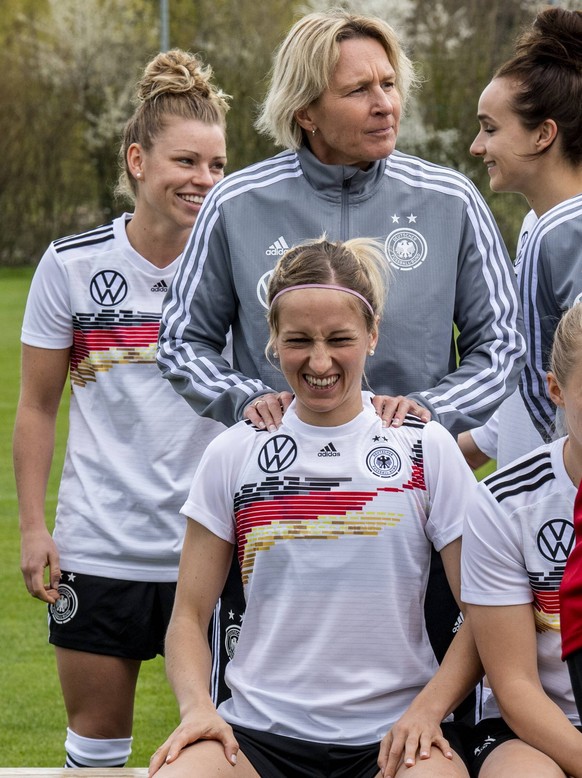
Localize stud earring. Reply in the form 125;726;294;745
272;351;278;358
136;172;142;179
311;127;317;136
368;349;375;356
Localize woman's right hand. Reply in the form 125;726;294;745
20;527;61;604
243;391;294;431
148;708;239;776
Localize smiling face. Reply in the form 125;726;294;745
130;115;226;234
275;288;378;427
470;77;541;197
297;36;401;169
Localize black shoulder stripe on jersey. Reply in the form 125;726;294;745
485;452;554;504
53;222;114;249
485;450;551;489
401;414;426;429
488;470;556;504
242;418;269;433
53;223;113;244
54;233;114;254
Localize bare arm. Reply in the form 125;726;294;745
457;430;491;471
468;602;582;778
378;539;483;777
149;519;238;775
13;344;70;603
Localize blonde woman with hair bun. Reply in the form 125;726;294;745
13;48;229;769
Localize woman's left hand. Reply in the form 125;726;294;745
377;711;452;778
371;395;431;428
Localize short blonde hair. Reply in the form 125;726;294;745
255;9;418;150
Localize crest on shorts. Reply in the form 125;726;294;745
366;446;402;479
50;583;79;624
225;624;241;660
385;229;428;271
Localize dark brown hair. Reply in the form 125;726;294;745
495;7;582;164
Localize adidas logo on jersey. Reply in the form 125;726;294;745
151;280;168;293
318;442;340;457
266;236;289;256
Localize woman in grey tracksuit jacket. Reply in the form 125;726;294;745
157;14;524;441
157;12;525;746
158;146;525;437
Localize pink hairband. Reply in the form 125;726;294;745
270;284;374;315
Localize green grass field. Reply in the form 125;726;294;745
0;268;178;767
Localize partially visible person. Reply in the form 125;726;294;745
149;236;479;778
158;9;525;439
458;212;542;471
468;5;582;448
461;301;582;777
560;384;582;724
13;49;229;769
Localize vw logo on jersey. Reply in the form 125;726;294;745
50;584;78;624
536;519;575;563
366;446;402;478
385;228;428;271
225;624;240;660
258;434;297;473
256;270;274;310
90;269;128;306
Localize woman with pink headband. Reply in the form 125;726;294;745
149;237;479;778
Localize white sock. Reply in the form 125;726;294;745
64;727;132;768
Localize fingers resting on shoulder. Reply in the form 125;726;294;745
371;394;431;428
243;391;293;431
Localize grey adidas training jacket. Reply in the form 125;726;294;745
518;194;582;441
158;145;526;436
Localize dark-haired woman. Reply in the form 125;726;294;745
470;5;582;444
13;50;229;769
462;7;582;776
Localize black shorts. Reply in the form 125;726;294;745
210;550;246;705
48;570;176;660
231;722;471;778
424;547;478;724
467;716;582;775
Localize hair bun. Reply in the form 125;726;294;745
517;7;582;69
137;49;220;103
